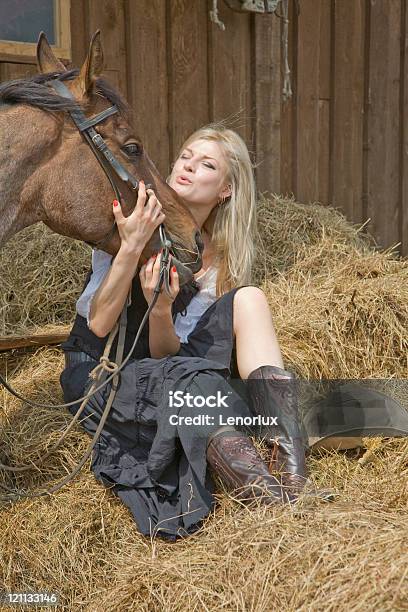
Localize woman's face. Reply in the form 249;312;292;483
168;139;231;210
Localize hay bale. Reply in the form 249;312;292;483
253;194;377;284
262;237;408;379
0;349;408;612
0;224;90;336
1;197;407;610
0;348;407;610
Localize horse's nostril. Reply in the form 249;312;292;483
195;230;204;254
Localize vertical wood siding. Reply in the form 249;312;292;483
283;0;407;256
402;0;408;256
365;0;402;252
0;0;406;255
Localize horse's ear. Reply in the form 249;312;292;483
78;31;104;96
36;31;66;73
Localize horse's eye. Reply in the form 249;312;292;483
123;143;142;157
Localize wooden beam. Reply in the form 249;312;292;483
366;0;402;250
69;0;88;68
317;0;331;206
0;53;37;65
296;0;321;203
125;0;169;176
401;0;408;257
87;0;128;97
280;0;297;197
0;330;70;352
209;0;252;146
168;0;209;159
330;0;365;225
254;11;281;195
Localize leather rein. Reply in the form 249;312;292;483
0;77;190;500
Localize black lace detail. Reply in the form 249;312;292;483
172;279;200;320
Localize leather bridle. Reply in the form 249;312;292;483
0;76;198;499
51;79;172;255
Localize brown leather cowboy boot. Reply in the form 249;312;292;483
246;365;308;494
206;428;296;504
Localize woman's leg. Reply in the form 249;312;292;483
184;371;295;505
233;286;285;379
232;286;308;493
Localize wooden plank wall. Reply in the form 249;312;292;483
284;0;407;256
71;0;259;175
0;0;406;256
0;1;270;188
63;1;260;179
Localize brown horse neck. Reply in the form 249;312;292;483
0;104;60;247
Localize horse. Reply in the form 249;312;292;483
0;32;203;285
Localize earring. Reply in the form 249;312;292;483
218;185;232;205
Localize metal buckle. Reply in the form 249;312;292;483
91;133;104;146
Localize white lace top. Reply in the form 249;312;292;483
75;249;218;343
174;265;218;343
76;249;113;327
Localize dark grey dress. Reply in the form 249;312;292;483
60;286;252;541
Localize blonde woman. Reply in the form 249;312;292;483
60;124;308;540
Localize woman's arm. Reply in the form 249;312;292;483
148;306;181;358
89;243;142;338
89;181;166;338
139;251;181;358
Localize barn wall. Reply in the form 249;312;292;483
1;0;406;256
281;0;407;256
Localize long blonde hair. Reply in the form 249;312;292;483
174;123;258;297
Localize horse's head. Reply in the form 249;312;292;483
5;32;202;283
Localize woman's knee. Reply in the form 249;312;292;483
233;286;269;329
233;285;268;307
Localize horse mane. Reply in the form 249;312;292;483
0;69;130;118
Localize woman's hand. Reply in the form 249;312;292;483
139;251;180;312
112;180;165;254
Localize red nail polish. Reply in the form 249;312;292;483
172;265;176;272
113;199;119;207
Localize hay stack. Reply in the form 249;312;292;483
0;197;407;610
254;195;408;379
0;224;90;336
252;193;376;283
